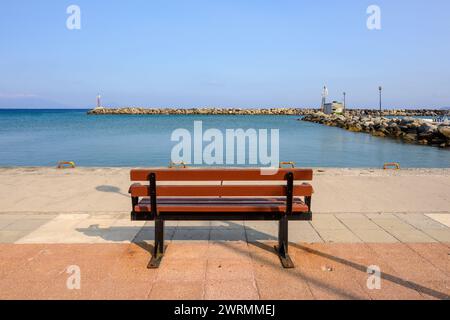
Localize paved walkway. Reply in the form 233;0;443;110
0;242;448;300
0;212;449;300
0;212;449;245
0;168;449;299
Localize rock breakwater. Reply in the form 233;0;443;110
302;113;450;148
87;107;447;116
87;107;312;115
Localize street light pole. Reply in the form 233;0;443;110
343;92;346;113
378;86;382;114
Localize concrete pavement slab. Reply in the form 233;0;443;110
384;229;437;243
5;218;55;231
0;230;31;243
0;219;16;230
311;214;347;230
133;226;176;243
350;228;399;243
210;228;246;242
426;214;450;228
396;213;449;230
336;214;383;230
315;229;362;243
172;228;211;242
419;229;450;243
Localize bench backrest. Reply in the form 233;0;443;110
130;168;313;197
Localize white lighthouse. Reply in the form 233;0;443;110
96;94;102;108
321;86;328;112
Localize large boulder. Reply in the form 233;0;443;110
400;117;415;125
438;126;450;139
403;133;418;142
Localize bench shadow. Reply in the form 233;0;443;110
96;185;129;198
75;221;275;243
248;241;449;300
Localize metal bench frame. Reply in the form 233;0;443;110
130;171;313;269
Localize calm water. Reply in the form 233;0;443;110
0;109;449;168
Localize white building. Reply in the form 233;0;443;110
324;101;344;115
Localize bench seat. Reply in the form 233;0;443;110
134;197;310;213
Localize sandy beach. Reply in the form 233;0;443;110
1;167;449;214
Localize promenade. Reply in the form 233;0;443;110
0;168;449;299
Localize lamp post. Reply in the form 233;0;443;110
343;92;346;113
321;86;328;112
378;86;382;114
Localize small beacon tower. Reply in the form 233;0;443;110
96;94;102;108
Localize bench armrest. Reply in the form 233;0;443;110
301;183;314;195
129;183;142;195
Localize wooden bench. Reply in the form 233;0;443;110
129;168;314;268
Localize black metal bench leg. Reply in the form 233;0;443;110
148;217;165;268
275;215;294;268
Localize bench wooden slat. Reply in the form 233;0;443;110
134;200;309;213
137;197;307;205
130;168;313;181
129;184;313;197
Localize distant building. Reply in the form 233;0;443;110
324;101;344;115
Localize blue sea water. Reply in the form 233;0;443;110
0;109;449;168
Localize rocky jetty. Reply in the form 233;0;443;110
302;112;450;148
87;107;316;115
87;107;447;117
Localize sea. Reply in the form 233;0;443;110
0;109;448;168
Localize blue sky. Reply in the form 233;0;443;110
0;0;449;108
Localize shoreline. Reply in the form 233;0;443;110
1;166;449;176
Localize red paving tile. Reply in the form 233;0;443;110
148;280;204;300
107;244;158;282
406;243;450;276
155;258;207;282
207;242;252;261
0;242;449;300
253;265;314;300
247;242;282;268
366;243;450;285
205;280;259;300
206;258;254;281
164;243;209;260
0;279;48;300
88;280;153;300
417;281;450;300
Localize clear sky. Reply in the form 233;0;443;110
1;0;449;109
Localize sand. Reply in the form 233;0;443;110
0;167;449;214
